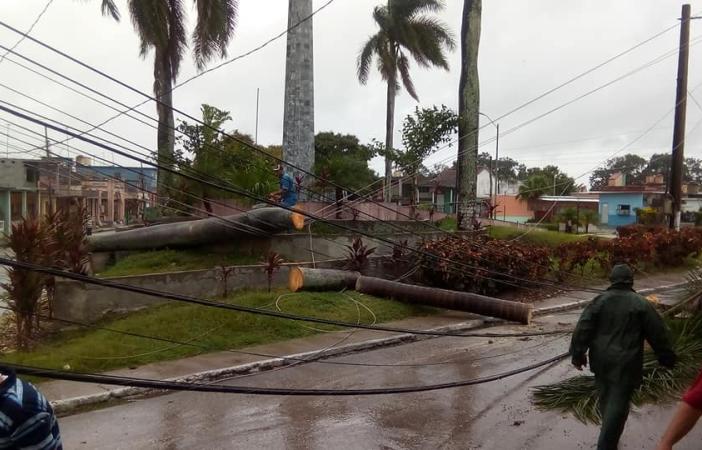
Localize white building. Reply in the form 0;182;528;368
476;167;520;198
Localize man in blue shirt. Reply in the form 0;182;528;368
0;366;62;449
271;164;298;208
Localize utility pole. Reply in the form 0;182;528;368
670;4;691;230
494;123;499;219
255;88;260;145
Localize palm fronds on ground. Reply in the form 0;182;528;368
532;315;702;424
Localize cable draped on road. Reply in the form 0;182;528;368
3;351;570;396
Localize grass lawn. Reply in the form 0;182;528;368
1;290;435;378
98;249;261;277
488;225;587;247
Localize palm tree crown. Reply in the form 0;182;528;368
98;0;237;198
357;0;455;201
100;0;237;80
357;0;455;100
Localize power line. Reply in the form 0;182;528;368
0;256;572;339
0;304;567;369
0;23;664;288
0;0;54;64
0;102;592;295
0;32;676;288
4;350;569;395
0;22;678;250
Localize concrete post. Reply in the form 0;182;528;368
97;191;103;226
21;191;27;219
118;196;125;223
107;182;115;224
36;190;41;216
282;0;315;199
0;190;11;234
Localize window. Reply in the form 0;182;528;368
617;204;631;216
25;166;38;183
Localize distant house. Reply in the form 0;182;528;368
530;195;599;222
0;158;40;234
593;172;667;228
398;167;521;213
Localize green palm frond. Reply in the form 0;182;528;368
397;52;417;100
358;34;382;84
193;0;238;70
532;316;702;424
391;0;445;18
357;0;454;90
99;0;120;20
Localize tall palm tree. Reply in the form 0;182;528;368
357;0;455;202
456;0;480;228
98;0;238;199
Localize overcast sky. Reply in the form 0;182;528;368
1;0;702;187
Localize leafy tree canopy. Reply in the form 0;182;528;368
313;132;378;196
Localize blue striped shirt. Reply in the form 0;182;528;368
0;368;62;450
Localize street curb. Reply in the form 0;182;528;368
533;281;690;316
50;318;485;415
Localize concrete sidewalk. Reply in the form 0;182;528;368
39;269;691;414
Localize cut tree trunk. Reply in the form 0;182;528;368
88;207;305;252
288;267;360;292
355;276;532;324
456;0;482;228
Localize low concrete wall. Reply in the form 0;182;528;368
54;258;392;324
258;230;472;262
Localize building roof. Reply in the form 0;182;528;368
594;184;666;193
76;165;157;190
538;196;599;203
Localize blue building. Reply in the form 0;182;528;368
596;187;666;228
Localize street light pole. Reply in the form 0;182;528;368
479;112;499;219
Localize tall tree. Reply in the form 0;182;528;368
398;105;458;208
357;0;455;202
313;132;378;218
98;0;238;199
589;154;647;190
517;175;551;202
526;165;577;195
456;0;481;228
175;105;276;213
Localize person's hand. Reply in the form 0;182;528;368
572;355;587;371
655;441;672;450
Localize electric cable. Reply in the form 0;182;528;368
0;44;660;288
0;257;572;338
2;351;570;395
0;24;681;252
0;0;54;64
0;103;591;294
0;304;569;369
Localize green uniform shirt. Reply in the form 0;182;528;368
569;265;675;387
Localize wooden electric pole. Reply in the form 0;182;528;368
670;4;691;230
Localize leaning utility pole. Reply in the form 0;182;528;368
456;0;482;229
670;4;691;230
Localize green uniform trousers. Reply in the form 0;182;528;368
596;378;635;450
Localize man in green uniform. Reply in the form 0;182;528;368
570;264;676;450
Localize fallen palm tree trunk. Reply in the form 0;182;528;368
355;276;532;324
89;207;305;252
532;315;702;424
288;267;360;292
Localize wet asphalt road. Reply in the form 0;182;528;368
59;310;702;450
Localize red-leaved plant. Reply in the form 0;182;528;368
261;252;285;292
